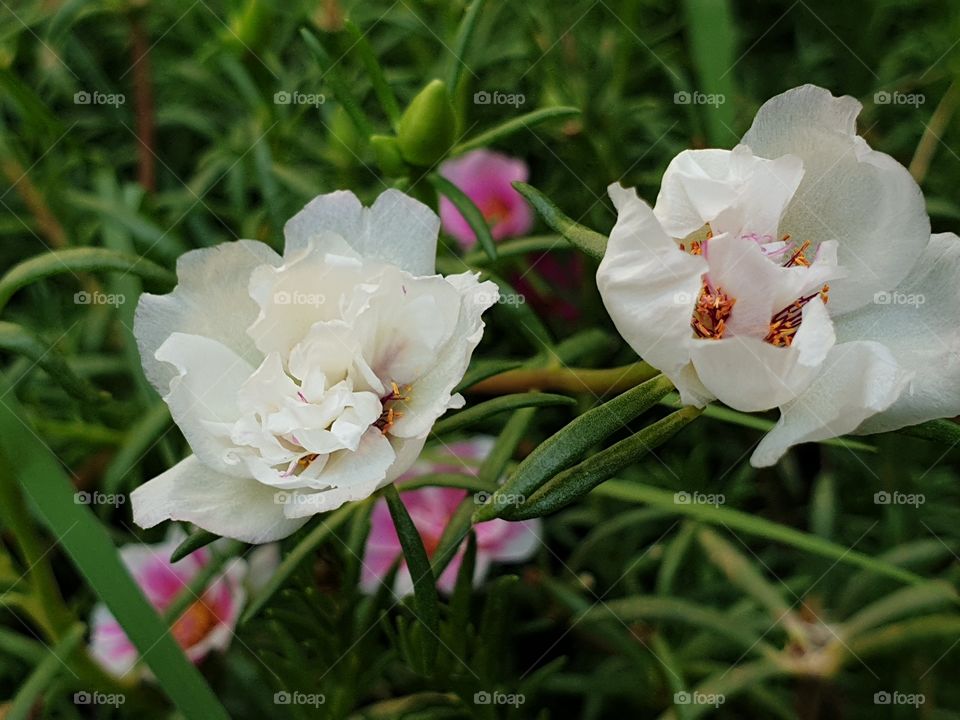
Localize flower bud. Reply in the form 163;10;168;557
397;79;456;167
370;135;408;177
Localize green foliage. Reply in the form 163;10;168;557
1;0;960;718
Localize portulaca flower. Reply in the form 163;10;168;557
362;437;541;595
439;149;533;248
598;85;960;466
90;531;276;677
131;190;498;543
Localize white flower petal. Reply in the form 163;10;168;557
751;340;911;467
597;183;709;402
282;429;397;518
690;297;835;412
155;333;254;476
135;241;279;393
284;189;439;276
131;455;308;544
387;272;499;438
654;146;803;240
742;84;929;313
837;233;960;433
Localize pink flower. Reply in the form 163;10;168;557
362;438;541;595
439;150;534;249
89;531;275;678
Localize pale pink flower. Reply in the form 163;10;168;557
439;150;534;249
362;438;541;595
89;531;274;678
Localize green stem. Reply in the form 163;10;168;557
468;361;659;396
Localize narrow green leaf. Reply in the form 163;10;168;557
681;0;737;147
7;623;86;720
432;392;575;436
241;502;360;623
0;377;230;720
170;528;220;563
0;322;110;405
841;581;956;640
696;527;790;621
897;418;960;445
477;405;536;486
504;407;702;520
473;575;518;681
102;403;171;495
446;0;487;92
462;234;563;266
344;19;402;128
430;495;475;577
384;484;440;670
512;182;607;260
656;660;787;720
474;374;672;522
593;480;948;594
300;29;374;137
452;107;580;154
0;247;174;312
848;614;960;658
397;472;495;494
164;541;243;624
448;531;477;658
581;596;775;657
429;173;497;261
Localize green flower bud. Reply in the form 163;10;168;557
397;79;456;167
370;135;408;177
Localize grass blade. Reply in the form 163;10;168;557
0;376;230;720
384;484;440;671
429;173;497;261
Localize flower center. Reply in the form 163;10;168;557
374;381;410;434
686;231;829;346
691;286;736;339
170;596;219;649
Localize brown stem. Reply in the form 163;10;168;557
130;12;156;194
0;157;68;248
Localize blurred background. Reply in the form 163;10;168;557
2;0;960;718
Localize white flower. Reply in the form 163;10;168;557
598;85;960;466
131;190;498;543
